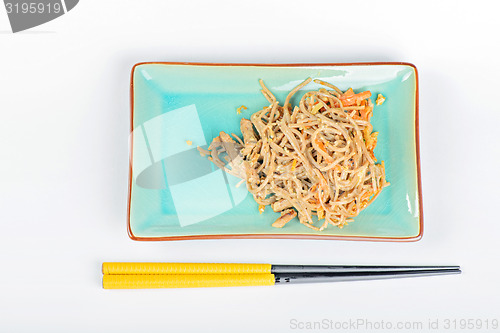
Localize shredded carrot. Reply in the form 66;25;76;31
314;138;334;162
236;105;248;114
343;88;354;97
340;90;372;107
361;190;374;201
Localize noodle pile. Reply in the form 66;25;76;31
202;78;388;231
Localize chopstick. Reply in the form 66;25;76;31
102;262;272;275
103;274;275;289
102;263;461;289
102;262;460;275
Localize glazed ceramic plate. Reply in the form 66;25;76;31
128;62;422;241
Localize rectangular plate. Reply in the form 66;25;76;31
128;62;422;241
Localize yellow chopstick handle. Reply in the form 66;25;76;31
102;263;272;275
102;274;275;289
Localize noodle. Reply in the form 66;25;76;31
206;78;388;231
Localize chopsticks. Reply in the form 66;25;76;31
102;263;461;289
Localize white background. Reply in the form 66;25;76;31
1;1;499;332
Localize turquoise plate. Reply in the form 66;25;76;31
128;62;422;241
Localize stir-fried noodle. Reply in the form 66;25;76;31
202;78;388;231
